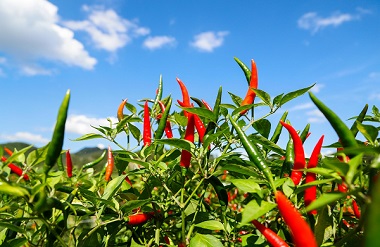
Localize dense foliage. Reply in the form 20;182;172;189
0;58;379;247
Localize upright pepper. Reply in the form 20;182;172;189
304;135;324;214
178;100;206;143
117;99;127;121
156;100;173;139
275;191;318;247
105;146;114;182
280;121;305;186
177;78;192;118
201;99;212;111
180;114;195;168
252;220;289;247
66;149;73;178
240;59;258;115
143;101;152;146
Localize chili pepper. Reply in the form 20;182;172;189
280;121;305;186
281;137;294;177
299;123;311;144
153;75;163;113
2;150;29;180
352;199;361;219
350;104;369;138
206;86;222;136
127;212;154;226
117;99;127;122
304;135;324;215
44;90;71;176
155;99;173;139
229;116;276;191
270;111;288;144
177;77;192;118
82;150;107;169
105;146;114;182
66;149;73;178
252;220;289;247
143;101;152;146
309;92;358;149
221;170;228;180
57;153;64;171
180;113;195;168
201;99;212;111
122;171;133;187
240;59;258;115
342;219;351;228
194;114;206;143
275;191;318;247
234;57;252;85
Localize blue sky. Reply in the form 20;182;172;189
0;0;379;155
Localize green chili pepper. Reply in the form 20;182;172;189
0;181;30;197
282;138;294;177
155;98;172;140
152;75;163;113
206;86;222;136
309;92;358;149
299;123;311;144
234;57;251;85
350;104;368;137
270;111;288;144
207;175;228;207
44;90;71;175
82;150;107;169
229;116;276;191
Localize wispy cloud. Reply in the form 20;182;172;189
306;109;326;123
65;114;118;135
0;132;49;144
143;36;176;50
289;102;314;111
0;0;97;75
298;8;370;34
190;31;229;52
310;84;324;93
64;5;150;53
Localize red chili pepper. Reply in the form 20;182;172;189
252;220;289;247
193;114;206;142
157;101;173;138
143;101;152;146
275;191;317;247
66;149;73;178
304;135;324;215
240;59;258;115
176;77;191;107
280;121;306;185
201;99;213;111
336;145;349;193
122;171;133;187
221;170;228;180
2;149;29;180
127;212;154;226
352;199;361;219
180;114;195;168
105;146;114;181
117;99;127;121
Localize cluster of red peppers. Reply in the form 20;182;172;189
1;147;29;180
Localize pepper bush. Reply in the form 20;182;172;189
0;58;379;247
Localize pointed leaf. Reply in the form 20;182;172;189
195;220;224;231
305;192;346;212
241;199;276;225
72;133;104;141
190;233;224;247
280;84;315;106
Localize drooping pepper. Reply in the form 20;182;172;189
2;149;29;180
66;149;73;178
252;220;289;247
280;121;306;186
143;101;152;146
105;146;114;182
180;114;195;168
240;59;258;115
352;199;361;219
275;191;318;247
127;212;154;226
304;135;324;215
201;99;213;111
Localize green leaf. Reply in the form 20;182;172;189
0;182;30;197
305;167;342;180
252;119;271;139
26;144;49;166
220;164;261;178
195;220;224;231
231;179;262;196
295;178;336;194
155;138;195;152
345;153;364;185
252;89;272;107
356;121;378;145
273;93;284;107
280;84;315;106
228;92;243;106
207;176;228;207
101;175;127;200
315;206;334;246
203;128;228;150
241;199;276;225
72;133;104;141
322;158;350;177
249;134;285;155
128;123;141;141
190;233;224;247
0;222;26;234
180;107;217;123
118;157;150;168
305;192;346;212
78;187;99;206
120;199;152;213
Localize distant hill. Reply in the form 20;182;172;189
0;142;107;170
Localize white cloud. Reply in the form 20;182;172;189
306;109;326;123
0;132;49;144
66;114;118;135
143;36;176;50
0;0;97;74
64;5;150;52
298;9;369;34
310;84;324;93
21;65;54;76
289;102;314;111
190;31;229;52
